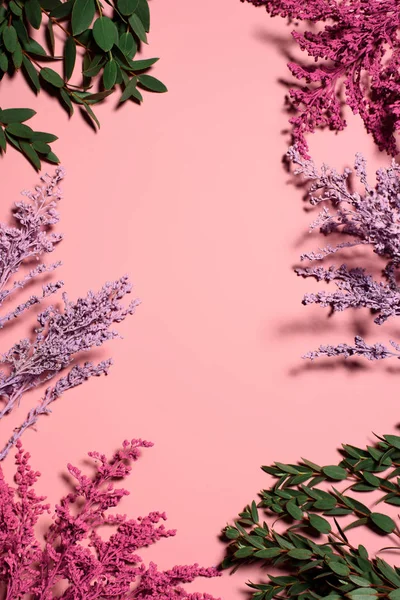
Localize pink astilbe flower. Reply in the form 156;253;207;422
242;0;400;156
0;440;220;600
288;146;400;360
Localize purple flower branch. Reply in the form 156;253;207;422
288;146;400;360
0;172;138;458
0;360;112;461
0;168;64;321
0;440;220;599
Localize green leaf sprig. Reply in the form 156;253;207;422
222;432;400;600
0;0;166;167
0;107;59;169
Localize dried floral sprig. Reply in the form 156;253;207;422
0;275;137;420
222;430;400;600
0;439;220;599
242;0;400;156
0;165;64;323
0;171;137;458
0;0;166;167
287;146;400;361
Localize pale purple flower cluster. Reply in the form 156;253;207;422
0;168;65;326
242;0;400;155
0;440;220;599
288;146;400;360
0;172;137;458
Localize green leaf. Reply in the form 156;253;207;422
24;0;42;29
83;103;100;128
92;16;118;52
47;18;55;55
349;575;371;587
103;59;117;89
389;591;400;600
60;88;74;115
377;558;400;587
234;547;255;558
0;127;6;151
308;514;331;533
19;140;41;169
40;67;64;88
0;52;8;72
370;512;396;533
50;0;73;18
328;561;350;576
118;32;137;58
384;435;400;450
5;123;34;138
0;108;36;124
32;131;58;142
83;90;113;103
117;0;138;16
71;0;95;35
45;150;60;163
322;466;348;481
250;500;259;523
32;140;51;154
135;0;150;32
129;13;147;43
23;38;47;56
286;499;303;520
64;36;76;80
287;549;312;560
254;548;282;559
347;591;377;600
225;527;240;540
138;74;167;92
13;19;30;45
130;57;158;70
119;75;141;103
10;1;23;16
12;42;23;69
3;26;18;52
301;458;322;472
83;54;105;77
5;131;21;150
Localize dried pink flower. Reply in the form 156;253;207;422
242;0;400;155
0;440;220;599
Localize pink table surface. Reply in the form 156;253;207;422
0;0;398;597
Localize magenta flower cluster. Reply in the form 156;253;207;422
288;145;400;360
0;439;220;599
243;0;400;156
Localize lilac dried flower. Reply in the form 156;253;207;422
242;0;400;156
0;440;220;599
0;172;138;458
0;276;138;455
0;168;65;324
288;146;400;360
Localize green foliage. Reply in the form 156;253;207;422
0;107;58;169
222;432;400;599
0;0;166;167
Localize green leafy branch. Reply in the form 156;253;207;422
222;432;400;600
0;0;167;167
0;107;59;169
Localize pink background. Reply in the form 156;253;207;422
1;1;399;597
